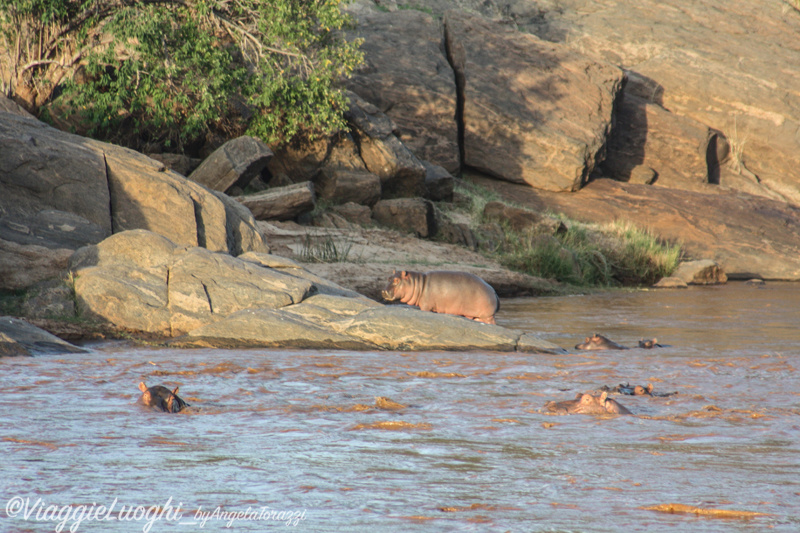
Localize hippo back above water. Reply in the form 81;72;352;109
138;382;189;413
381;270;499;324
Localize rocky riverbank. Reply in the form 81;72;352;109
2;0;799;354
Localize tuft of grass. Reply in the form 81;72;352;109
451;179;500;221
300;234;359;263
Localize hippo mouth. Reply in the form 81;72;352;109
381;290;398;301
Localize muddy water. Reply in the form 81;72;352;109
1;282;799;532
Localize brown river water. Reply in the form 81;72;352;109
1;282;798;532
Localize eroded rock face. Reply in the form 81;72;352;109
507;0;800;204
443;10;623;191
346;7;459;173
473;176;800;281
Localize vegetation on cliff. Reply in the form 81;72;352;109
0;0;363;151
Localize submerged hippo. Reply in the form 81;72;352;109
138;382;189;413
638;339;667;349
575;334;629;350
381;270;499;324
600;382;655;395
544;392;632;415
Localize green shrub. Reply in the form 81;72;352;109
496;220;681;287
0;0;363;151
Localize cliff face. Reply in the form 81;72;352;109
340;0;800;279
348;0;800;204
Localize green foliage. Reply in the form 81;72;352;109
496;220;681;287
1;0;363;151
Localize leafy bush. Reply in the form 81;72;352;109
0;0;363;151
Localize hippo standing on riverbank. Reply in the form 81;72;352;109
138;382;189;413
545;392;632;415
381;270;499;324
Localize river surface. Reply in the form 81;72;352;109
1;282;798;532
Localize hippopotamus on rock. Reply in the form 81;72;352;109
545;392;632;415
138;382;189;413
381;270;499;324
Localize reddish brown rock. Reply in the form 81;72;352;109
346;8;459;173
443;10;623;191
472;176;800;281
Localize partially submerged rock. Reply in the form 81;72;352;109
0;316;86;356
672;259;728;285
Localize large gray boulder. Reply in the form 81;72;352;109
0;108;268;290
70;230;311;336
443;10;623;191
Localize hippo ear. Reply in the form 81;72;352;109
574;392;583;399
600;391;608;403
172;387;180;395
400;270;408;278
138;382;148;392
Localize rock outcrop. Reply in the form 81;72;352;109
69;229;564;352
443;10;623;191
346;7;460;173
473;176;800;281
0;110;268;290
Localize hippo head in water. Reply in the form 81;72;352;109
138;382;189;413
545;392;632;415
575;334;629;351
